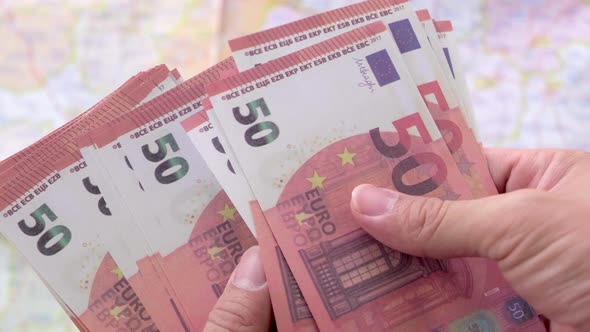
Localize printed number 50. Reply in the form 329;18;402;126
17;204;71;256
232;98;280;147
142;133;190;185
370;113;447;196
508;303;526;321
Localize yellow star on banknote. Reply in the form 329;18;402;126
111;267;124;281
217;203;237;221
110;305;128;320
337;147;357;166
306;170;327;189
208;246;225;260
295;212;313;226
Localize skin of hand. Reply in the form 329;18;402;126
350;148;590;332
203;246;272;332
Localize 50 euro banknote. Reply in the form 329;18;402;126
182;101;320;332
205;3;498;326
79;78;213;331
229;0;496;198
80;58;256;331
209;22;544;331
0;66;180;332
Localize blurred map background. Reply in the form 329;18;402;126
0;0;588;330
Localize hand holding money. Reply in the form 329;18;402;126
3;0;585;331
351;148;590;331
202;149;590;332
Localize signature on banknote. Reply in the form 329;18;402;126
354;58;376;93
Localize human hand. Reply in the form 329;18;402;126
350;149;590;332
203;246;272;332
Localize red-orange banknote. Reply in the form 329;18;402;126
209;22;545;332
0;2;547;332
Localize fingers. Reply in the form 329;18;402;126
483;148;585;193
350;184;547;260
204;246;272;332
483;148;523;193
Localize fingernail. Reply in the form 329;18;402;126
232;246;267;291
351;184;399;217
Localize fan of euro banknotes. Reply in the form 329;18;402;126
0;1;547;331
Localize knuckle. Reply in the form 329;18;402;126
403;197;448;245
206;296;258;332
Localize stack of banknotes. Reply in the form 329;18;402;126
0;1;547;331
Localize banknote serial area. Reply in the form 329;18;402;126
0;0;588;331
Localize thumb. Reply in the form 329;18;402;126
204;246;272;332
350;184;545;261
